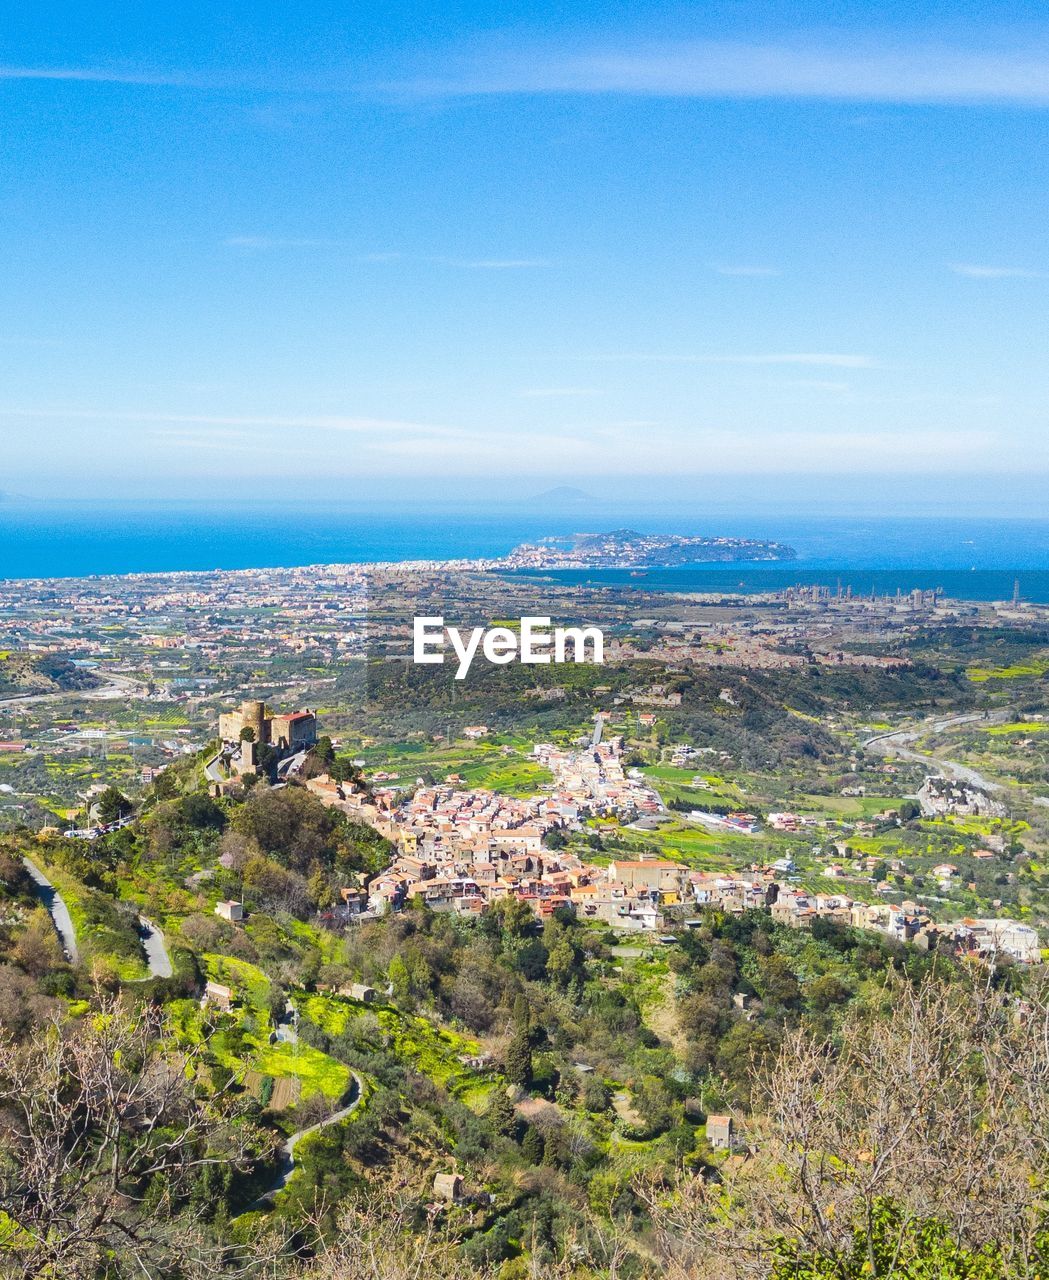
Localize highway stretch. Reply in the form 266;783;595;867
0;670;150;711
863;711;1012;797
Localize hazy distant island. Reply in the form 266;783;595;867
502;528;797;569
529;485;596;504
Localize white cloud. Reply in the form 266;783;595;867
0;404;1021;478
948;263;1044;278
11;36;1049;107
785;379;852;392
223;240;545;268
438;257;550;269
385;38;1049;105
0;407;466;439
224;236;349;250
329;424;999;476
0;64;186;86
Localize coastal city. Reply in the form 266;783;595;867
4;4;1048;1274
3;554;1046;977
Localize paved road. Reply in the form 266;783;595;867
0;671;149;712
864;712;992;751
138;916;173;978
253;1072;364;1206
864;712;1008;794
591;714;605;748
22;858;78;964
277;750;307;779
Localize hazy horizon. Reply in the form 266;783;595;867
0;475;1046;518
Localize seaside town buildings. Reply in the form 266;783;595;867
0;560;1043;964
300;734;1041;965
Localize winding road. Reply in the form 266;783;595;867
204;751;228;786
137;916;173;979
253;1071;364;1207
22;857;78;963
22;857;172;977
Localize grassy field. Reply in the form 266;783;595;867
794;793;908;818
967;655;1049;682
170;956;352;1103
250;1041;349;1100
204;953;273;1008
986;721;1049;735
355;737;552;797
603;816;758;870
297;990;494;1107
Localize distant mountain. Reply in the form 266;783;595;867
531;486;595;504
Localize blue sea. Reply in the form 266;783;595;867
2;499;1049;601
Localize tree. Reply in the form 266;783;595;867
179;790;226;831
546;930;581;991
484;895;537;942
308;865;336;910
505;997;533;1088
388;953;411;1005
645;973;1049;1279
330;756;363;785
806;973;852;1013
487;1087;518;1138
521;1123;545;1165
0;995;275;1279
10;909;64;978
757;954;801;1009
95;786;131;824
302;1192;607;1280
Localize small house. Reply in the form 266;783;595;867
215;900;245;922
706;1114;734;1151
433;1172;464;1203
203;981;234;1012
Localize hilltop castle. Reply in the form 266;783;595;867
218;700;318;758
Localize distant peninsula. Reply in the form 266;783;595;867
501;528;796;569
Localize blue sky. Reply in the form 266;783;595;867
1;2;1049;505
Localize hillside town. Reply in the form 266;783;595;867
292;724;1041;966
